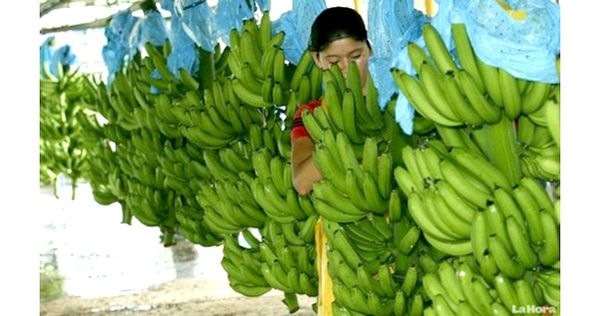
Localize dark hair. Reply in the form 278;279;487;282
309;6;370;52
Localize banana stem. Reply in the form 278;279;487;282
197;47;215;92
71;177;78;200
283;292;300;313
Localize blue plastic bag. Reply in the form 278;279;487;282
255;0;270;12
102;11;141;84
40;36;56;78
52;46;76;69
139;10;170;47
175;0;217;53
367;0;429;135
272;0;326;65
40;36;77;79
161;0;200;79
213;0;255;46
127;9;170;64
450;0;560;83
40;37;55;67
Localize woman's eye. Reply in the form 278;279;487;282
351;53;361;60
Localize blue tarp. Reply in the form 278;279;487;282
102;11;141;84
272;0;326;65
40;36;77;79
451;0;560;83
367;0;429;135
213;0;255;46
175;0;217;53
161;0;200;78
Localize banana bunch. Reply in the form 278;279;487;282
40;64;94;198
533;268;560;311
321;219;426;315
222;230;307;314
120;41;257;151
196;175;268;235
395;138;560;273
301;62;385;145
250;148;313;223
174;195;222;247
420;257;560;316
221;233;272;297
178;79;265;150
451;23;558;121
470;179;560;282
516;87;560;182
81;77;181;243
393;23;558;129
122;177;171;227
341;216;394;268
419;259;505;316
83;138;120;206
110;146;179;236
311;131;393;222
159;140;210;191
253;221;318;303
227;13;293;108
193;141;254;183
285;50;323;117
115;143;160;186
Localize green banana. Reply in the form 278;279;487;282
488;235;526;279
258;11;272;52
419;62;462;122
498;68;522;119
493;186;527;228
344;169;370;211
451;23;485;92
313;198;364;223
323;79;345;131
457;69;502;124
493;274;520;313
408;192;454;242
394;166;419;196
505;216;538;269
341;88;364;144
232;78;269;108
422;23;459;75
448;146;512;191
545;98;560;147
388;189;403;222
407;42;433;71
519;177;555;215
424;232;472;256
538;209;559;266
512;186;545;245
362;171;388;214
484;203;513;255
514;279;540;316
436;180;476;223
290;50;313;90
476;55;503;107
439;159;492;209
522;81;552;114
392;68;462;127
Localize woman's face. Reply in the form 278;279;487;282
311;37;371;90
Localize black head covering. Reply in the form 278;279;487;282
309;6;369;52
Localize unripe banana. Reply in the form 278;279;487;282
422;23;459;75
451;23;485;92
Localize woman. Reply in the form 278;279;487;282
290;6;372;315
291;6;372;196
